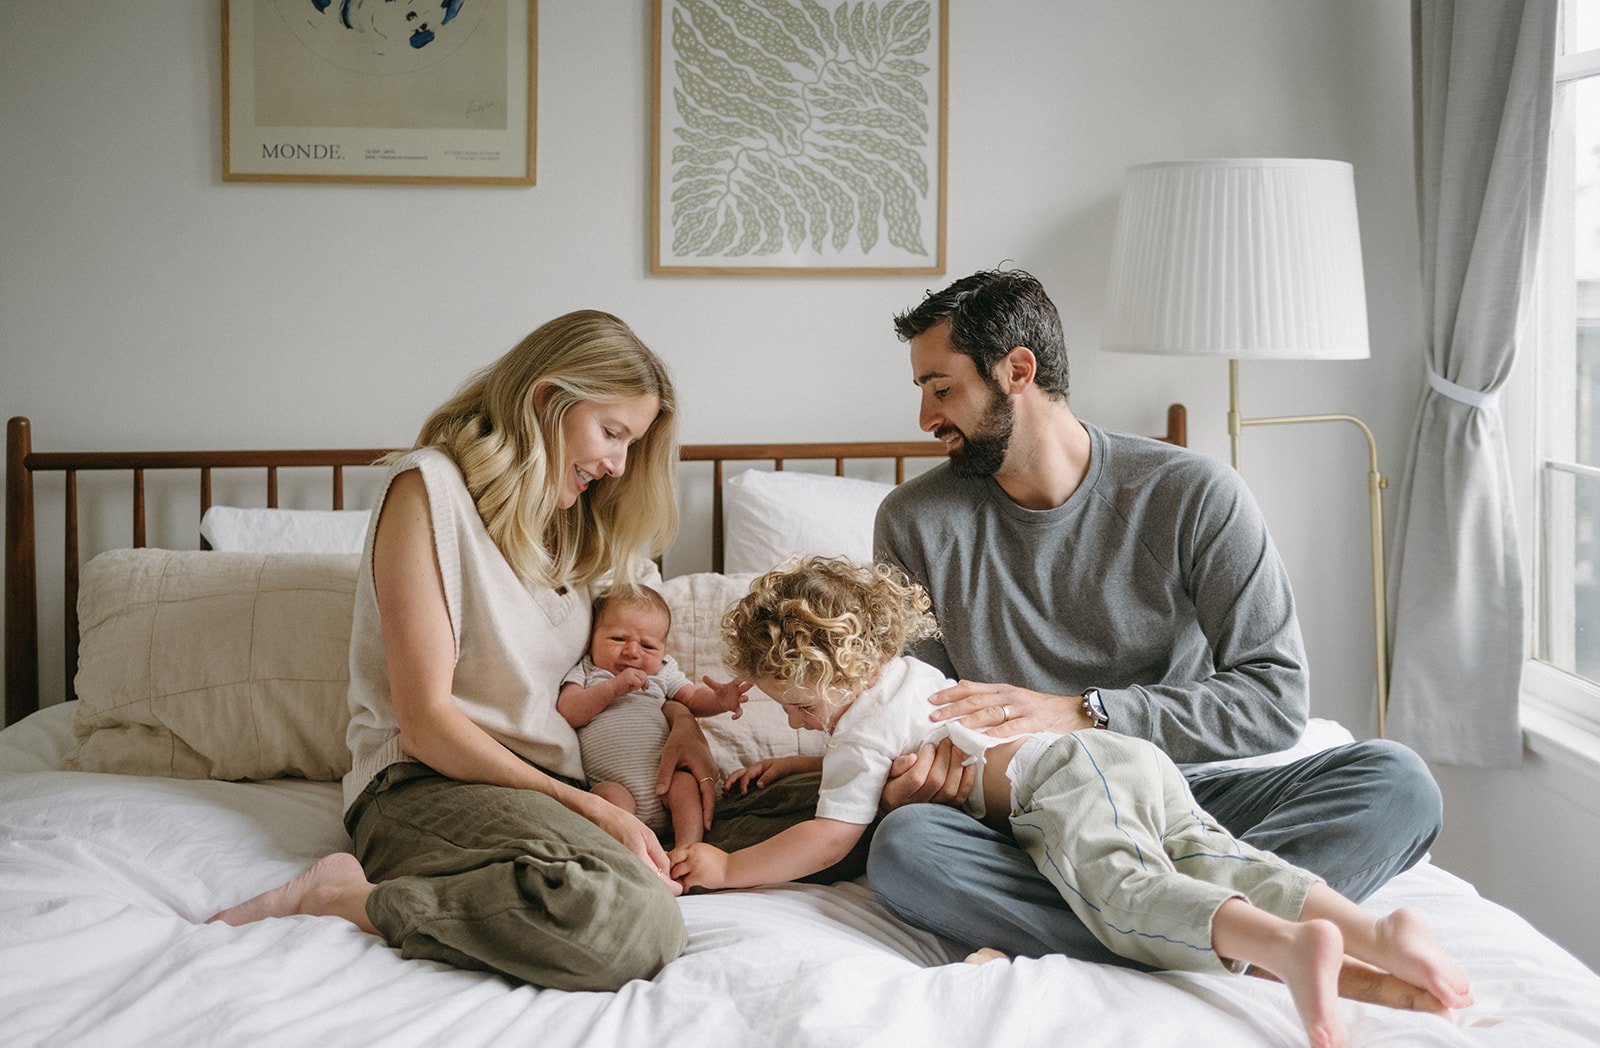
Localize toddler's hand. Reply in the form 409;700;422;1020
669;842;730;891
724;756;798;795
703;676;752;719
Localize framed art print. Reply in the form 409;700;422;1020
223;0;536;184
652;0;947;274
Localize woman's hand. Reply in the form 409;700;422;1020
722;755;820;796
658;704;721;829
880;739;976;812
572;792;682;895
669;843;730;892
926;681;1091;737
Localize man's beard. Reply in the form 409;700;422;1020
941;389;1014;478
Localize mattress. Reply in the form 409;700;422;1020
2;703;1597;1048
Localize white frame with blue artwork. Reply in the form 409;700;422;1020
223;0;536;185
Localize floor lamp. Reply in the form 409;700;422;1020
1100;158;1391;737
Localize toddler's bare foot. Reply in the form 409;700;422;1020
963;947;1010;965
207;853;378;934
1253;919;1345;1048
1371;908;1473;1010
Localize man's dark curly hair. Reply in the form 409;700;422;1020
892;269;1069;401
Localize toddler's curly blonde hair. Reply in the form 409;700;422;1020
721;556;939;710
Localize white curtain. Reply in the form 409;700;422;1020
1386;0;1557;765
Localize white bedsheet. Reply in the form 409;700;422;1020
3;704;1597;1048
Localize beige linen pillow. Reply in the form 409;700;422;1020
659;571;826;777
68;549;358;781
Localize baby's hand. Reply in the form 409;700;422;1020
703;676;752;719
669;842;730;891
610;668;650;696
724;756;800;795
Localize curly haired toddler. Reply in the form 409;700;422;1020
669;556;1471;1048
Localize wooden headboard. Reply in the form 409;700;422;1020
4;405;1186;726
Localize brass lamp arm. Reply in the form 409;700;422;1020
1226;359;1391;738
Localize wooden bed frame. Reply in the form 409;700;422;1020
4;406;1187;727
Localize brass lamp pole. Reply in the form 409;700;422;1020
1228;360;1390;737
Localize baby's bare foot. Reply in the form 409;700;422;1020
963;947;1010;965
1372;908;1473;1010
207;853;377;934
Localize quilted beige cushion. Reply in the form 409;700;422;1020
69;549;358;781
659;571;825;777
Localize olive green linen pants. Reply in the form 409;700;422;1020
346;763;686;990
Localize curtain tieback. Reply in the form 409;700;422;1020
1426;365;1499;410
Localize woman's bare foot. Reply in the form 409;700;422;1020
207;853;379;934
1369;908;1473;1010
1250;918;1346;1048
963;947;1010;965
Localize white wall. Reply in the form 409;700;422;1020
3;0;1595;971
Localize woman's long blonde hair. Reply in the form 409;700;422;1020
722;556;939;709
406;310;678;589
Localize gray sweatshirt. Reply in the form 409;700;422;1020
873;421;1308;765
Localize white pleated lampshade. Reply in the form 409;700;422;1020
1101;158;1370;360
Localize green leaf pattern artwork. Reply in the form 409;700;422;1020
660;0;940;267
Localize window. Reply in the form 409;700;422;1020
1530;1;1600;727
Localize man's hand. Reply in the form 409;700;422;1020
880;739;977;812
926;680;1092;736
723;755;821;796
657;706;720;828
669;842;730;891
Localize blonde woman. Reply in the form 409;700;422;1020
211;311;712;990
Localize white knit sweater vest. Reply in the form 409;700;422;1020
342;448;591;812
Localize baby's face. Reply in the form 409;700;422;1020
589;605;670;676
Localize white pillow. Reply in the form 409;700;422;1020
1179;718;1357;773
201;506;372;554
658;571;826;777
722;469;893;574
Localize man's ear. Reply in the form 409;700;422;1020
997;346;1037;393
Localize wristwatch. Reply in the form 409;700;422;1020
1082;688;1110;729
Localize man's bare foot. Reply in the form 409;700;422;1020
1248;955;1445;1015
207;853;379;934
963;947;1010;965
1249;918;1345;1048
1370;908;1473;1010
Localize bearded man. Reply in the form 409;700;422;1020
867;269;1443;971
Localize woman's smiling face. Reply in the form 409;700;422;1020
554;395;659;509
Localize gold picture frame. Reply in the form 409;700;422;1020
223;0;536;185
652;0;947;275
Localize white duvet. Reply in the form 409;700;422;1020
2;704;1597;1048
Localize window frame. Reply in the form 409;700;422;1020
1525;10;1600;735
